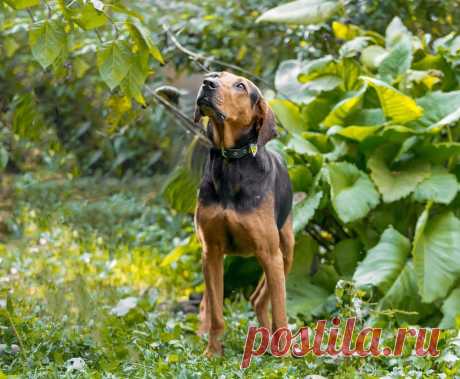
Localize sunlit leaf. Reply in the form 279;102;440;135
111;297;138;317
4;0;39;9
71;3;108;30
339;37;371;58
362;76;423;123
333;125;381;141
332;21;361;40
256;0;341;25
127;20;164;64
360;45;388;70
378;35;412;83
269;99;306;132
385;16;410;48
322;86;366;127
275;60;316;103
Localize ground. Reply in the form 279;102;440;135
0;173;459;378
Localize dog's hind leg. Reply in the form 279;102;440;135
249;274;265;307
250;275;271;330
197;291;209;336
280;215;294;275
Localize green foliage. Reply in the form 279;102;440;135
268;15;460;327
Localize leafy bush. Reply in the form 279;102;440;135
268;15;460;327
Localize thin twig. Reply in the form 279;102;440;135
369;309;419;316
145;86;213;148
42;0;52;18
163;25;275;89
5;309;27;361
27;9;35;22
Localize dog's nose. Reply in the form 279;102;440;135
203;78;218;90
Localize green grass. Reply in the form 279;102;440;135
1;174;460;378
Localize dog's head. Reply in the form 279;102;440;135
194;71;277;148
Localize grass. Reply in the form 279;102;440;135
1;173;460;378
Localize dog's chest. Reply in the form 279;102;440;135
195;203;265;256
199;154;271;212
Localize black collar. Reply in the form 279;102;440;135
212;143;259;160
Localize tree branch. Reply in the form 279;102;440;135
145;85;213;148
162;25;275;89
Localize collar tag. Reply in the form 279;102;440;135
249;143;258;157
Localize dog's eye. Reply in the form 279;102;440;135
235;82;246;91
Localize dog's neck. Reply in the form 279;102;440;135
207;120;258;150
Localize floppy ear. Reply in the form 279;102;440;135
194;105;202;123
256;98;277;146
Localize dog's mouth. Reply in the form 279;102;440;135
196;96;226;122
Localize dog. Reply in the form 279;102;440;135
193;71;294;357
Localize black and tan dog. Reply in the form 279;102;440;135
193;71;294;357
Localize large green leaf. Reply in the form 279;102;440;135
120;51;149;105
162;166;198;214
339;37;371;58
385;17;410;48
322;86;366;127
293;191;323;233
332;239;362;277
353;227;410;293
127;20;164;64
12;93;43;140
368;147;431;202
412;209;460;303
346;108;386;126
416;142;460;162
413;91;460;129
4;0;39;9
378;35;412;83
327;162;380;223
286;133;320;155
28;20;67;69
256;0;341;25
269;99;306;133
298;55;337;82
361;45;388;70
71;3;108;30
289;165;313;192
413;166;458;204
275;60;316;103
362;77;423;123
286;234;329;319
377;261;430;324
439;287;460;328
333;125;382;141
97;41;132;90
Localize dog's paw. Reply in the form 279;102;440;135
203;344;224;358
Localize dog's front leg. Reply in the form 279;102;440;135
202;247;224;357
260;251;288;332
